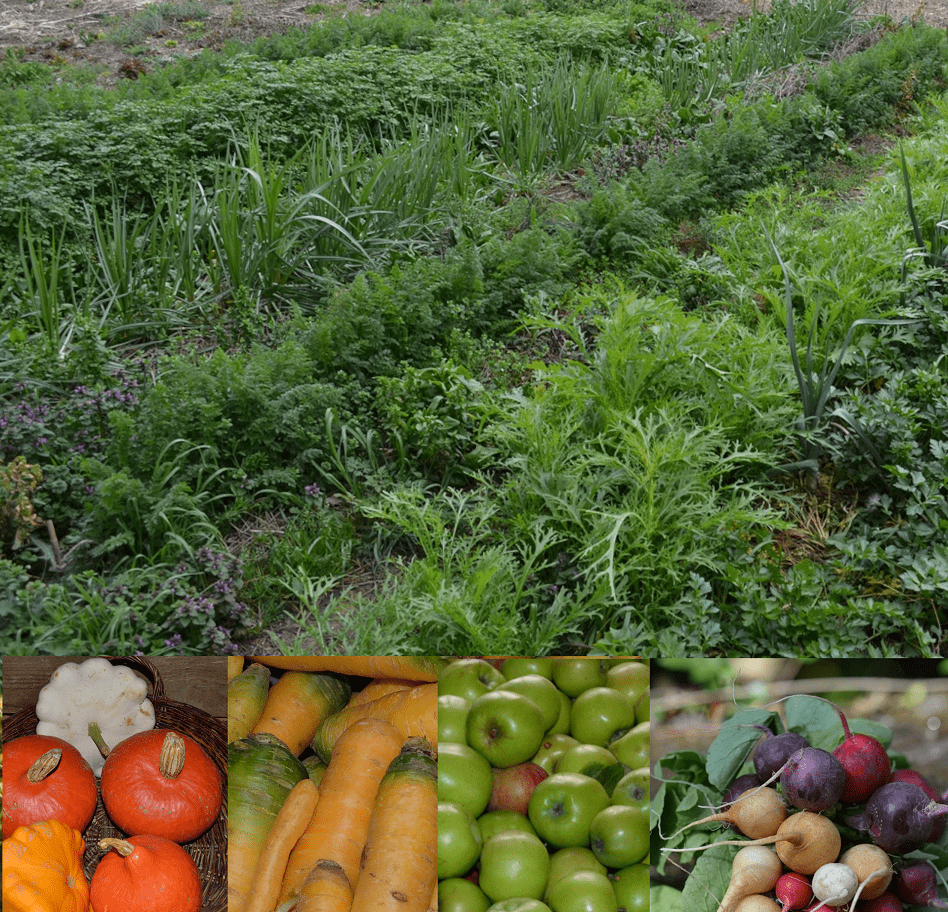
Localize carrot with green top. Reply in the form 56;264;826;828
280;718;404;903
251;671;351;756
350;738;438;912
311;683;437;762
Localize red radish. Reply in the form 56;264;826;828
776;871;813;910
860;892;904;912
892;860;948;908
832;709;891;804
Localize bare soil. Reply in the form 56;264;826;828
2;0;947;86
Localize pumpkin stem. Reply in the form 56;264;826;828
88;721;112;759
99;838;135;857
26;748;62;782
158;731;186;779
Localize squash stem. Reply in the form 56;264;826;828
88;721;112;759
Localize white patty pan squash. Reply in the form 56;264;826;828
35;657;156;777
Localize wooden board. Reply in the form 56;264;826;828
1;656;227;719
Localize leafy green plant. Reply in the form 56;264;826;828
899;144;948;299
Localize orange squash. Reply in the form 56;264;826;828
2;735;97;839
1;818;90;912
91;836;201;912
100;729;222;843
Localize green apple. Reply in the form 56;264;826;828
633;688;649;726
439;694;472;744
478;809;539;842
501;657;555;680
610;864;648;912
569;687;637;747
546;870;618;912
486;901;552;912
589;805;649;868
467;690;546;769
532;734;579;774
440;877;491;912
611;767;649;810
440;658;505;702
439;801;483;880
496;674;561;731
439;742;494;819
479;831;551;902
605;662;649;706
547;687;571;736
552;658;610;698
609;722;649;769
555;743;617;778
527;773;610;849
544;847;606;901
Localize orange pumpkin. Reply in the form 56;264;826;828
3;735;98;839
90;836;202;912
1;818;90;912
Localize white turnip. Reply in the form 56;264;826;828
811;863;858;908
717;846;784;912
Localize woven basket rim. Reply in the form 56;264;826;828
2;656;227;912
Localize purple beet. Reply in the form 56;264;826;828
860;892;904;912
781;747;846;813
832;708;891;803
891;769;946;840
754;730;811;782
847;781;948;855
893;861;948;908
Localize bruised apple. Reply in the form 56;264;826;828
488;761;550;816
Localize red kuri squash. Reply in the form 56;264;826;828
2;735;98;839
90;836;201;912
100;729;222;843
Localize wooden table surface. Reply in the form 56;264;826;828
2;656;227;720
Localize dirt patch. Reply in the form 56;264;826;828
0;0;378;83
3;0;947;86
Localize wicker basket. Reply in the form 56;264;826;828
2;656;227;912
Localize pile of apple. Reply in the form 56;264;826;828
437;656;650;912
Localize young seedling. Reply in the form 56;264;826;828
893;860;948;908
847;782;948;855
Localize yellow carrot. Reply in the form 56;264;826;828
243;778;319;912
280;718;404;903
249;656;446;681
228;655;245;682
347;677;418;707
311;683;437;762
297;859;352;912
350;738;438;912
251;671;351;756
